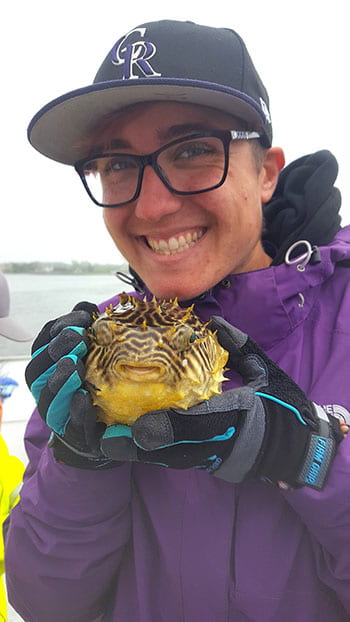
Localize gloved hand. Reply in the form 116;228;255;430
25;302;118;469
100;316;348;489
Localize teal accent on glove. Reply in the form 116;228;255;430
135;425;236;451
255;392;308;425
46;359;85;434
30;327;88;403
103;424;133;439
31;326;86;359
30;361;57;402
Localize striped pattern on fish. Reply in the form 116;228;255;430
85;293;228;425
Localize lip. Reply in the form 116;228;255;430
118;363;165;382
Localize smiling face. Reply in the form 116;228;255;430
91;102;284;300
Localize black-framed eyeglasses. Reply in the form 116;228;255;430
74;130;261;208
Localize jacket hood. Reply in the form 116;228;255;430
263;149;342;265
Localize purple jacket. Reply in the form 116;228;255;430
5;227;350;621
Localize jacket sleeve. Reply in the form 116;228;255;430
4;409;132;622
283;434;350;612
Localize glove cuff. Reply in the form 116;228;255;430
296;404;345;489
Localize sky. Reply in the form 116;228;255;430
2;0;349;265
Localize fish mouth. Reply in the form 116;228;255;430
117;363;165;382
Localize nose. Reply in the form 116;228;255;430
133;165;183;222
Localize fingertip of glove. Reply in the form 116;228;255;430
101;435;137;461
209;316;248;349
51;310;95;337
133;411;174;450
73;301;99;315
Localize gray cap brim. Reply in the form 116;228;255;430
28;78;270;166
0;317;33;342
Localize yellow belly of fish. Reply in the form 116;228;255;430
92;380;190;426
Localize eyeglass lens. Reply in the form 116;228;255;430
82;135;227;206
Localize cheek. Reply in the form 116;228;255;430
103;210;125;244
102;211;134;260
233;173;263;216
217;181;258;225
216;180;264;245
103;209;112;230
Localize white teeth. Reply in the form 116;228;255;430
168;237;179;251
158;240;168;251
147;230;204;255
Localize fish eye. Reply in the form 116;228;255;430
171;325;198;351
92;319;125;346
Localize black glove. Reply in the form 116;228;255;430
25;302;119;469
49;390;118;470
100;317;347;489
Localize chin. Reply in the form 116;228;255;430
146;280;207;302
150;288;190;301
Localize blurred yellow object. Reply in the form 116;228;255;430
0;435;24;621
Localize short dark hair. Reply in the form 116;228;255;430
251;140;268;172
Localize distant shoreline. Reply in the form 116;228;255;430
1;261;128;276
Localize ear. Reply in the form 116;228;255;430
260;147;285;203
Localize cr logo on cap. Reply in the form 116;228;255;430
111;28;161;80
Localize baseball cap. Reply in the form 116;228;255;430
28;20;272;166
0;273;32;342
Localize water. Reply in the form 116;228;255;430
1;272;128;358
